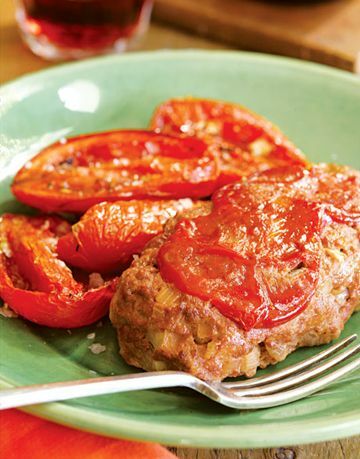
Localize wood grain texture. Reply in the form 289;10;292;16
153;0;360;72
171;436;360;458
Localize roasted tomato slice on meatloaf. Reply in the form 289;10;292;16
158;181;324;330
110;165;360;380
57;198;200;273
248;163;360;225
0;214;116;328
150;98;308;186
11;130;219;213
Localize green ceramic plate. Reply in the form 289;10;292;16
0;51;359;448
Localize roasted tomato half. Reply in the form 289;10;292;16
12;130;219;213
0;214;117;328
57;198;199;273
248;164;360;225
158;180;325;331
150;97;308;186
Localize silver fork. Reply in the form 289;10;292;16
1;334;359;410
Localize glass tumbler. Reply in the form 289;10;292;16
15;0;153;61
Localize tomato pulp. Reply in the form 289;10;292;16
150;98;308;186
0;214;116;328
12;130;219;213
248;164;360;225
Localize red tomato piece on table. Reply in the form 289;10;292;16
0;214;117;328
11;130;219;213
158;181;324;330
57;198;199;273
150;98;308;186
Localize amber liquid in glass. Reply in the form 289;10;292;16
16;0;152;59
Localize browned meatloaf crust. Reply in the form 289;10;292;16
110;204;360;382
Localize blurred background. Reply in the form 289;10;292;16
1;0;359;83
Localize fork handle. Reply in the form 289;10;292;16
0;371;195;410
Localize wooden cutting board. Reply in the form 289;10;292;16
153;0;360;72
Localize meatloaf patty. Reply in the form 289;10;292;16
110;202;360;381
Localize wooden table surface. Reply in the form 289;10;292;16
154;0;360;72
0;1;359;457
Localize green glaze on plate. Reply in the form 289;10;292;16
0;51;359;448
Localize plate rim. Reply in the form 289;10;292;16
1;49;360;95
1;377;359;448
0;49;359;448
